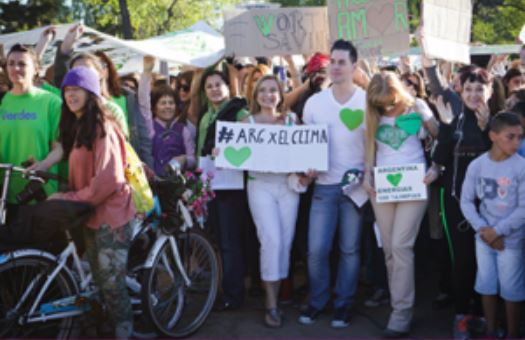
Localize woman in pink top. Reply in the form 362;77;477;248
52;66;135;338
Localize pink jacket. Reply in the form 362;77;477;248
61;122;135;230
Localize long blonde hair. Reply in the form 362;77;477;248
365;72;415;168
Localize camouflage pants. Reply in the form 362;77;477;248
84;223;133;338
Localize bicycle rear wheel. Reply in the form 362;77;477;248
0;256;78;339
144;230;219;338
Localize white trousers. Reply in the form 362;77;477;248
247;173;300;281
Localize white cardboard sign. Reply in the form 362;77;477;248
422;0;472;64
374;163;427;203
198;156;244;190
214;121;329;173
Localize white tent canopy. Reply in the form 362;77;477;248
0;21;226;74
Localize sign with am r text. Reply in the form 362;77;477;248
327;0;410;58
215;121;328;173
374;163;427;203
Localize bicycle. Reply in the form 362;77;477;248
0;163;158;338
140;160;220;338
0;161;220;338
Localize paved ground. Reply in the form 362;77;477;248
197;263;454;339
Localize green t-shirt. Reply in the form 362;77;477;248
111;95;128;121
40;82;62;97
105;99;129;137
0;87;61;203
197;99;248;158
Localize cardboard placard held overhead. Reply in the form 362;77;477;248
422;0;472;64
327;0;410;59
224;7;329;57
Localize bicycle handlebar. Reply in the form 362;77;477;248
0;163;64;183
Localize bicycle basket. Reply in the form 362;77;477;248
150;176;185;233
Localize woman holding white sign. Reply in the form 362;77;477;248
197;69;248;312
363;72;438;338
243;74;301;328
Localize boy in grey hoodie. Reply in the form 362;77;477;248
461;112;525;338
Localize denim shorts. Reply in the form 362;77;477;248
475;239;525;302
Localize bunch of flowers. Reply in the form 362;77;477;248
182;168;215;225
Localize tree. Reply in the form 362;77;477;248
118;0;133;39
0;0;72;33
76;0;244;39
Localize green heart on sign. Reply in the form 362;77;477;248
395;113;421;136
339;108;364;131
387;173;403;187
376;124;409;150
224;146;252;167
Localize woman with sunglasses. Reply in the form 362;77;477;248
175;70;198;140
363;71;438;338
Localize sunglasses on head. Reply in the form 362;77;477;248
179;84;190;92
404;78;417;87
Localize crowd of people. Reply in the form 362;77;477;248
1;22;525;338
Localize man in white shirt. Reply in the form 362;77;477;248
298;39;367;328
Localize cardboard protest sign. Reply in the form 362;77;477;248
224;7;329;57
199;156;244;190
327;0;410;58
214;122;329;173
422;0;472;64
374;163;427;203
407;44;521;56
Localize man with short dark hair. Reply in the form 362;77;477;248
298;39;367;328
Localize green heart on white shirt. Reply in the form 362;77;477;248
376;124;409;150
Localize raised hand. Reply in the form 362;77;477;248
475;101;490;131
433;95;454;124
35;25;56;60
143;55;155;74
61;23;84;55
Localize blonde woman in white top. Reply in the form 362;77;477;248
243;74;300;328
363;72;438;338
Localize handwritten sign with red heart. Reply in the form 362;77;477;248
327;0;410;58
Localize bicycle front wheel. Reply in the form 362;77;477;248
0;256;78;339
144;230;219;338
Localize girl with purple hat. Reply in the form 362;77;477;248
51;66;135;338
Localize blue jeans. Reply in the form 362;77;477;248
307;184;363;310
475;239;525;302
208;190;245;306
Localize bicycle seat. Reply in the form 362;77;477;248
0;200;94;251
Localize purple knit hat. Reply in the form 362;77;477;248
61;66;101;97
